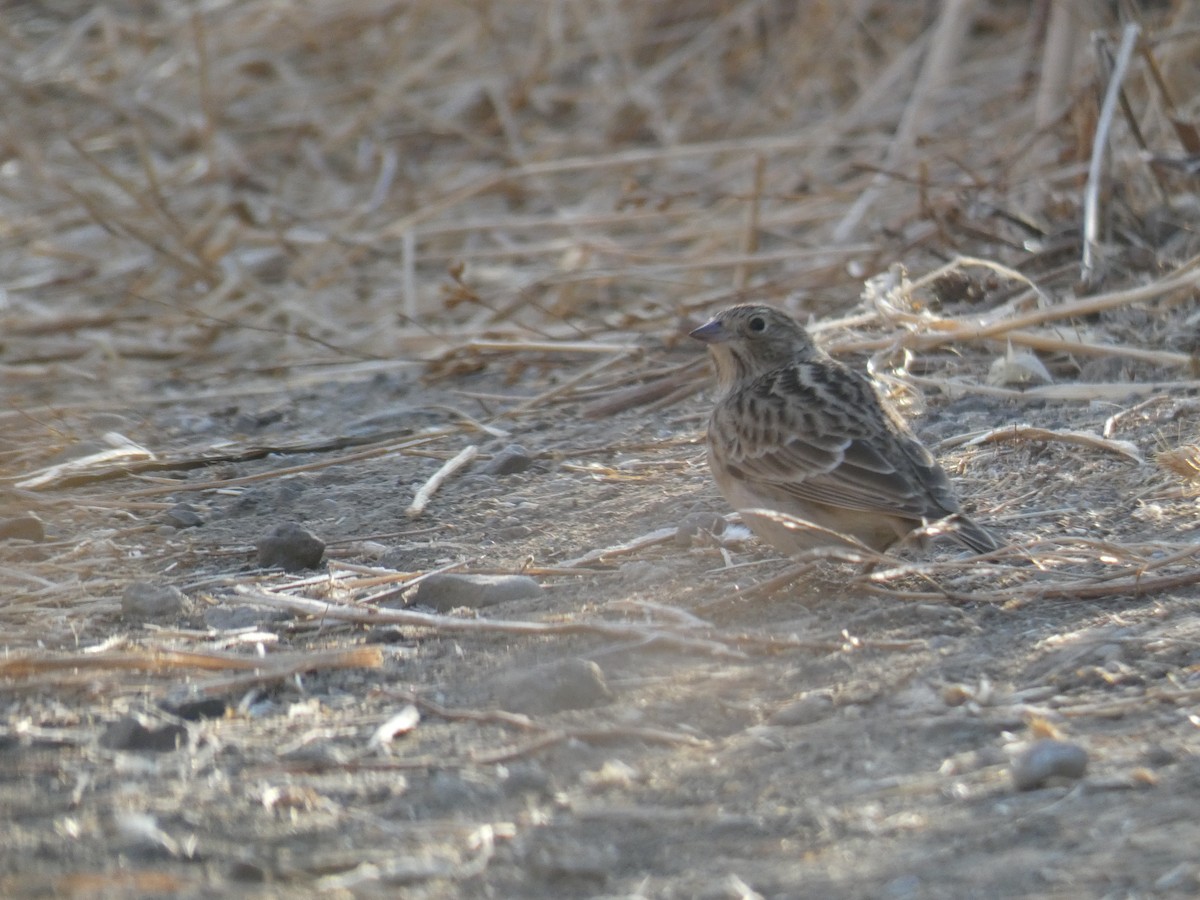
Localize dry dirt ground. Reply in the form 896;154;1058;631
6;337;1200;899
5;2;1200;899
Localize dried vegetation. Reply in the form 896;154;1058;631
4;0;1200;895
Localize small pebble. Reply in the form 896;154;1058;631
1011;739;1088;790
121;582;187;619
362;625;412;645
398;573;541;612
163;503;203;529
228;860;269;884
483;444;535;476
941;684;973;707
1142;744;1177;768
0;514;45;542
493;658;613;715
495;524;533;540
256;523;325;571
160;698;229;721
100;717;187;753
233;407;284;432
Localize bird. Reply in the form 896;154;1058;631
690;304;998;557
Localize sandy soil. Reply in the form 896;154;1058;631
4;354;1200;898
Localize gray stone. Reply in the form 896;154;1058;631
121;582;187;619
493;658;613;715
483;444;535;476
100;717;187;753
256;522;325;571
164;503;203;529
400;573;541;612
1011;739;1088;790
495;524;534;540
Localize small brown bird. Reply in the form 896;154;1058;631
691;304;998;556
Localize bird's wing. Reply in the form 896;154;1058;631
712;363;961;520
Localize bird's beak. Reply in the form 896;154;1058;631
689;318;729;343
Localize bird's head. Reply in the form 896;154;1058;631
690;305;820;389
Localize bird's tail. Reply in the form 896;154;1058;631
945;514;1000;554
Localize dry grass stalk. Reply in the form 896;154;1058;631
1034;0;1083;128
952;425;1144;464
1082;23;1142;284
235;586;747;658
0;646;382;693
832;0;978;242
406;444;479;517
906;375;1200;403
558;526;681;569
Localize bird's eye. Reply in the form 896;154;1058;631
748;316;767;333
